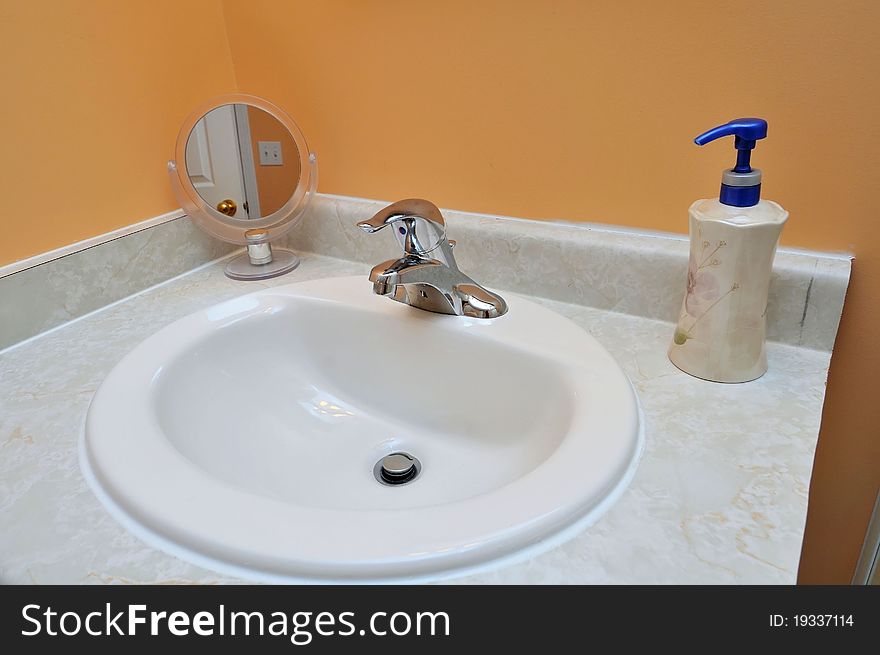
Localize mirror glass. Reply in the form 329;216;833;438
185;104;301;219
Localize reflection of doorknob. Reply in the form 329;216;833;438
216;199;237;216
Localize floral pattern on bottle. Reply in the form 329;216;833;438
673;231;739;345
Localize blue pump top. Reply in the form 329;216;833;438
694;118;768;207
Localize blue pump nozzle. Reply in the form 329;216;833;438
694;118;768;207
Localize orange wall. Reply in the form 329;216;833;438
222;0;880;583
0;0;237;264
221;0;878;253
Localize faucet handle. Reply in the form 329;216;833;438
357;198;447;256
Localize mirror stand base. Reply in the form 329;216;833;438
225;248;300;281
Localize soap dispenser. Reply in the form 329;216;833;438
668;118;788;383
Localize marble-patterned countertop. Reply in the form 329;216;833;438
0;252;830;584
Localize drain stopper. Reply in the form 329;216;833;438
374;452;421;486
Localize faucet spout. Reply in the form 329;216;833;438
453;283;509;319
372;277;393;296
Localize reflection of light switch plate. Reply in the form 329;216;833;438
258;141;283;166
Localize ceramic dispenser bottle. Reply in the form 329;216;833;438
668;118;788;383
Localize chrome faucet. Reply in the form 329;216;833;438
356;199;508;319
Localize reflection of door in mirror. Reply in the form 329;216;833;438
185;105;259;218
185;104;302;220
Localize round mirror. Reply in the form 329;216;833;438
184;104;302;220
168;94;317;280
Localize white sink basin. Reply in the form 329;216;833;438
82;276;642;582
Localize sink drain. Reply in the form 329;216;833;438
374;452;421;486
